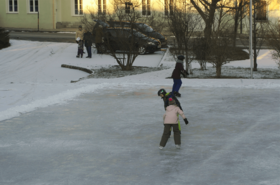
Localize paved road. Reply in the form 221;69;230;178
10;32;76;43
0;85;279;185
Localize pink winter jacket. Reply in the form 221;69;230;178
163;105;186;124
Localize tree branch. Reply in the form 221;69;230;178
198;0;210;13
190;0;207;22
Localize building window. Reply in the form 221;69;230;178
165;0;174;16
98;0;106;14
256;0;267;21
74;0;83;15
125;2;133;14
8;0;18;12
142;0;150;16
29;0;38;12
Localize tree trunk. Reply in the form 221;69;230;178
216;64;222;78
176;32;183;48
125;64;132;71
240;1;243;34
204;1;217;41
185;61;189;75
233;2;240;47
189;63;193;75
216;56;222;77
185;48;188;71
253;6;258;71
204;23;212;41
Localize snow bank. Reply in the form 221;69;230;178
0;83;108;121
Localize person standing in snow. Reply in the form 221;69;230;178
77;39;83;58
158;88;183;134
159;98;189;149
171;55;188;97
76;25;84;58
83;29;93;58
95;25;104;54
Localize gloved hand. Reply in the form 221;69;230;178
184;118;189;125
181;70;188;78
181;71;186;78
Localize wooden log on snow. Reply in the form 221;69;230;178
61;64;93;74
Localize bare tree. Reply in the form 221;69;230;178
206;3;235;77
189;0;247;72
238;0;270;71
81;0;160;71
267;21;280;69
166;1;203;74
189;0;236;41
232;0;248;47
104;0;144;70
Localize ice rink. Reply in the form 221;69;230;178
1;85;280;185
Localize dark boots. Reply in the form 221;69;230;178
174;92;181;97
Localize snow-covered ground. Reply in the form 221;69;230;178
0;40;164;115
1;40;279;119
0;40;280;184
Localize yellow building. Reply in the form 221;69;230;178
0;0;279;31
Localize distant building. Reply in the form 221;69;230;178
0;0;87;30
0;0;279;31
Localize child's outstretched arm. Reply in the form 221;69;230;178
177;108;189;125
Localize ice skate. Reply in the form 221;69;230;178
174;92;181;97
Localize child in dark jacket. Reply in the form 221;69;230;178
171;55;188;97
77;39;83;58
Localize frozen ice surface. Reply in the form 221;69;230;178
1;40;280;185
1;86;280;185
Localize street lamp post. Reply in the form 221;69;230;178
249;0;253;78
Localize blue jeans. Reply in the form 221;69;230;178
86;46;92;57
172;79;182;95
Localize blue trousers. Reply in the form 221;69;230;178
172;79;182;94
86;46;92;57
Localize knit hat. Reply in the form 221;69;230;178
169;98;176;105
177;55;185;60
158;88;166;96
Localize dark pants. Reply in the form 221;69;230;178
172;79;182;95
160;124;181;147
86;46;92;57
77;49;83;57
96;43;102;54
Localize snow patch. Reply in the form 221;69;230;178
0;83;109;121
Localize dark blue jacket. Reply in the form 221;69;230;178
162;92;183;111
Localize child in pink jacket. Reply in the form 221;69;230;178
159;98;188;149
